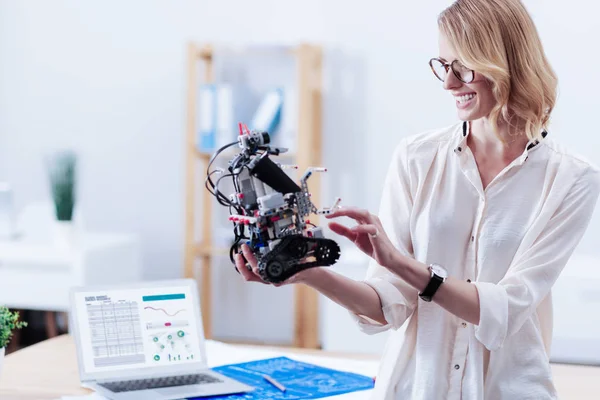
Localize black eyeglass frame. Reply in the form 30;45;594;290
429;58;475;84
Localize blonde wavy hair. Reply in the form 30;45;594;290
438;0;558;143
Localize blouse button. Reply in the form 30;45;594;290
454;364;460;370
462;322;467;328
471;235;474;242
467;279;471;283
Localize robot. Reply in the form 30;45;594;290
205;123;341;283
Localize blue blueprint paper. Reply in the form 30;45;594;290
189;356;374;399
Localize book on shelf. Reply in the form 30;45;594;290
197;84;255;153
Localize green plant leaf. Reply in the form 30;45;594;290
47;151;77;222
0;306;28;349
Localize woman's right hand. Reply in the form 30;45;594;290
235;244;386;325
234;243;320;287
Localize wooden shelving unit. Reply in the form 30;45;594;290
184;42;324;348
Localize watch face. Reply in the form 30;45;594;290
430;264;448;278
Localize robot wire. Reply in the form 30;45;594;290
205;141;238;205
204;141;257;265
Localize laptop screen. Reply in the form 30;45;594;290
72;285;204;374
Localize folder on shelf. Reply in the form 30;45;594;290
250;88;284;136
191;356;375;399
198;84;217;151
198;84;256;152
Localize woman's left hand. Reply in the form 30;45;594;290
325;206;399;269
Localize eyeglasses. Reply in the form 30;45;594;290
429;58;475;84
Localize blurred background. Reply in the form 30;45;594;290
1;0;599;364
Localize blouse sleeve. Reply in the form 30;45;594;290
474;165;600;350
350;138;420;334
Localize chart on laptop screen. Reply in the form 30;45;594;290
142;293;195;363
76;286;203;373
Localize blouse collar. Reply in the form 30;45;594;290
453;121;548;162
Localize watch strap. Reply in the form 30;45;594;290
419;267;445;302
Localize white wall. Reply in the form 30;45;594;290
1;0;599;345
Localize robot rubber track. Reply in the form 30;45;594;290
257;234;341;283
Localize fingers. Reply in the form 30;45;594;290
235;246;266;284
241;244;264;278
351;224;379;237
325;206;372;223
241;244;258;266
234;253;259;282
328;221;358;242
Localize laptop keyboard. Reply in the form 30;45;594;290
99;373;223;393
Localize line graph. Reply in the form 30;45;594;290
138;289;200;367
143;306;187;317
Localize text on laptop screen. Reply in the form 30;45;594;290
74;286;203;374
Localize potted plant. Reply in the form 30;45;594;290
47;150;78;248
0;307;27;377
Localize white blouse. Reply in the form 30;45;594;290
352;121;600;399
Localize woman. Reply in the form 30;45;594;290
236;0;600;398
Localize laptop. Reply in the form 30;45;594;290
69;279;254;399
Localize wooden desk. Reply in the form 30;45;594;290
2;335;600;399
0;335;90;400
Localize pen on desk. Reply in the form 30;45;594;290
262;374;286;392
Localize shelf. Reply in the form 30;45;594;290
195;147;297;161
197;44;296;60
197;46;213;60
185;42;323;348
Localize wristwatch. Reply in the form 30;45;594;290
419;263;448;302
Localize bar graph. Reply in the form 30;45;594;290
148;329;193;364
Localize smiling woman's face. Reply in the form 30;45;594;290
436;31;497;122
